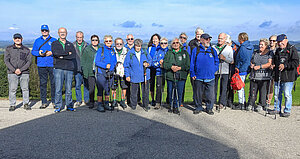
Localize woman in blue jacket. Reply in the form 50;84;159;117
94;35;114;112
147;33;161;106
152;37;168;109
124;39;152;110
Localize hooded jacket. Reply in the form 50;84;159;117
235;40;254;74
73;41;88;72
81;44;98;78
94;45;113;74
152;47;168;76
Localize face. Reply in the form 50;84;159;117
259;41;267;52
13;37;22;45
202;38;211;48
278;39;288;49
179;34;187;43
126;35;134;45
41;29;49;37
218;33;226;46
58;28;67;39
115;39;123;50
160;40;168;49
91;37;99;46
196;32;202;41
269;37;277;47
152;35;159;46
134;45;141;52
104;37;113;47
172;39;180;50
76;33;83;44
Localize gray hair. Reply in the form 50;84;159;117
225;34;232;44
269;35;277;40
114;37;123;44
134;39;143;46
76;31;84;35
179;32;188;39
171;37;182;48
195;27;204;34
103;35;113;41
160;37;168;42
260;38;270;46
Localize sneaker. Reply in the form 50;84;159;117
246;105;253;111
120;100;127;109
206;109;214;115
40;104;47;109
54;107;61;113
97;103;105;112
219;104;224;109
24;104;31;110
254;106;262;112
9;106;16;111
193;108;203;114
67;107;76;111
154;103;161;110
268;109;280;115
281;112;290;117
103;102;112;111
173;107;180;114
232;103;243;110
111;100;118;107
75;101;82;107
50;102;56;109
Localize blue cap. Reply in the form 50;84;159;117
277;34;287;42
201;33;212;39
41;25;49;31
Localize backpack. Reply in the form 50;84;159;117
230;70;245;92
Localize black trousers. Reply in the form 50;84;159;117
215;74;229;106
248;80;269;107
155;76;165;104
130;81;149;108
83;76;96;103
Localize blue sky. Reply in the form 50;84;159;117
1;0;300;41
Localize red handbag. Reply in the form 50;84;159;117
230;70;245;91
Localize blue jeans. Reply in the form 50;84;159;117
237;75;246;104
195;79;215;110
54;69;73;109
167;80;186;108
75;72;89;103
274;81;293;113
38;67;55;104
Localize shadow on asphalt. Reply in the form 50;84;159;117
0;108;240;158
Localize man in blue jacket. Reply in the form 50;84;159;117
190;33;219;115
32;25;57;109
233;32;254;110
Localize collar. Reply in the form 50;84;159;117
13;44;24;49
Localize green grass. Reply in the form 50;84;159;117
72;75;300;105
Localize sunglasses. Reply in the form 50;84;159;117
127;38;134;41
105;40;112;43
91;39;98;42
160;42;168;45
14;37;21;39
172;42;179;44
116;43;123;46
41;29;49;32
180;36;187;40
269;40;276;42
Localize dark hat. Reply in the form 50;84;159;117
276;34;287;41
41;24;49;31
201;33;212;39
13;33;22;39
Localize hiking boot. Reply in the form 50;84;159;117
173;107;180;114
151;100;156;106
120;100;127;109
268;109;280;115
111;100;118;107
103;102;112;111
254;106;262;112
281;112;290;118
74;101;82;108
40;103;47;109
154;103;161;110
88;102;94;109
206;109;214;115
193;109;202;114
24;104;31;110
97;103;105;112
67;107;76;111
9;106;16;111
232;103;243;110
54;107;61;113
246;105;253;111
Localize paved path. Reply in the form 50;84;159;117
0;100;299;159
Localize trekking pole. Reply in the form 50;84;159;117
174;72;180;115
115;76;119;112
107;70;113;113
265;77;272;117
275;71;281;120
161;71;164;110
217;60;223;113
143;62;148;112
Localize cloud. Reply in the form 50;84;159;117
259;21;272;28
116;21;142;28
287;20;300;33
152;23;164;27
8;27;19;30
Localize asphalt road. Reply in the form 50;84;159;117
0;100;299;159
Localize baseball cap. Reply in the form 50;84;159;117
276;34;287;42
13;33;22;39
41;25;49;31
201;33;212;39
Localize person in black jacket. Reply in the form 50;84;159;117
269;34;299;117
51;27;77;113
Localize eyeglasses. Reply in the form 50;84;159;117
270;40;276;42
41;29;48;32
180;36;187;40
105;40;112;43
14;37;21;40
127;38;134;41
91;39;98;42
116;43;123;46
160;42;168;45
172;42;179;44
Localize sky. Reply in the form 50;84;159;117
0;0;300;42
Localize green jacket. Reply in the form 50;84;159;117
81;44;98;78
163;48;190;81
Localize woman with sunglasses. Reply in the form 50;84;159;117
152;37;169;109
163;38;190;114
147;33;161;107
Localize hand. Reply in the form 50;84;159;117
39;50;43;56
46;51;52;56
159;59;163;66
143;62;149;67
171;66;178;72
106;64;111;70
126;77;130;82
192;76;196;80
254;66;260;71
250;63;255;69
270;65;275;69
177;66;181;71
279;64;285;71
15;69;21;75
219;54;226;61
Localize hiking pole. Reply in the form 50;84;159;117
174;72;180;115
217;61;223;113
115;76;119;112
265;77;272;117
107;70;113;113
143;62;148;112
275;71;281;120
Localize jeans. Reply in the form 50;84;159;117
96;73;110;97
214;74;229;106
8;74;29;106
274;81;293;113
130;81;149;107
167;80;186;108
38;67;55;104
54;69;73;109
237;75;246;104
75;72;89;103
195;79;215;110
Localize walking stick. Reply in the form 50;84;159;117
143;62;148;112
174;72;180;115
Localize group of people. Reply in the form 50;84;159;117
4;25;299;117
